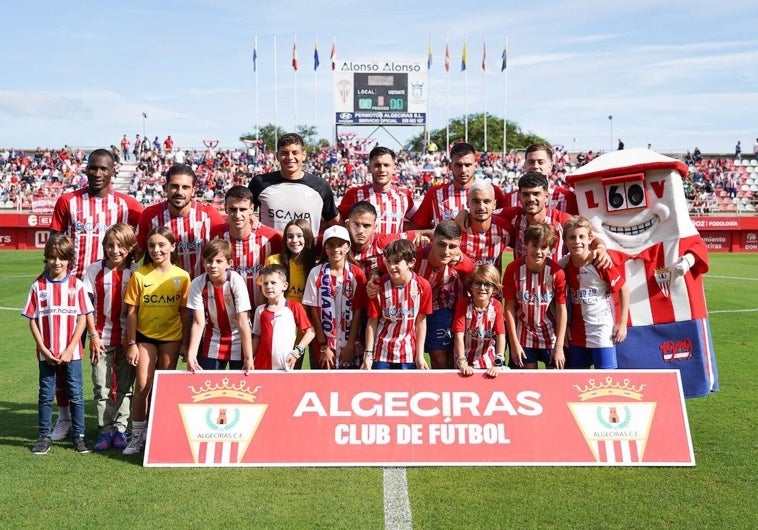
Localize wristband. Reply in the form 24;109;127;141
127;341;137;346
363;350;374;360
294;345;305;358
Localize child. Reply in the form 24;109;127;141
303;225;368;369
362;239;432;370
122;226;190;455
502;222;567;370
452;264;506;377
83;223;138;452
265;218;316;304
186;239;254;373
560;216;629;369
23;234;93;454
252;264;315;370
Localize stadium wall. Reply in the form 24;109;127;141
1;213;757;252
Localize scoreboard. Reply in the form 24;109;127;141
334;60;428;126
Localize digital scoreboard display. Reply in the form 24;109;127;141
353;73;408;112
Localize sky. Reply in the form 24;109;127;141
2;0;757;155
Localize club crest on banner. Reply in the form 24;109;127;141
568;377;656;464
177;378;267;465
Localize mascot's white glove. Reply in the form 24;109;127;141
673;253;695;277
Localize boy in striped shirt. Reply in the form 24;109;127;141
23;234;93;454
362;239;432;370
83;223;138;451
502;223;567;370
185;239;254;373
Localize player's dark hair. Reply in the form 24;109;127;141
280;218;316;274
39;233;75;280
368;146;396;163
87;148;115;165
518;171;549;191
348;200;377;220
525;143;553;160
225;185;254;203
202;238;233;262
165;163;197;186
383;239;416;265
450;142;476;159
143;226;180;266
433;220;462;240
277;133;305;151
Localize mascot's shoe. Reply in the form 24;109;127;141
93;432;113;452
111;432;128;450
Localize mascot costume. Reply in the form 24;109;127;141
567;148;718;398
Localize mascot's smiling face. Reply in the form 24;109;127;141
568;148;699;253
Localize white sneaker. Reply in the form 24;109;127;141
122;430;145;455
50;418;72;441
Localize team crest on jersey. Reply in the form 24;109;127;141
39;291;48;301
653;267;671;297
173;278;183;291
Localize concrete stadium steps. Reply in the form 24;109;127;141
113;162;136;193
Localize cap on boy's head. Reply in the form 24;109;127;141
322;225;351;244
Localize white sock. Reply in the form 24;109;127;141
132;420;146;433
58;406;71;421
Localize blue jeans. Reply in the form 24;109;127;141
39;360;85;438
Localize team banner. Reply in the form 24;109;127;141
144;370;694;467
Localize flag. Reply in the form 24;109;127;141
444;42;450;72
427;37;433;70
481;38;486;72
253;35;258;72
314;40;320;71
461;41;467;71
501;43;507;71
292;39;298;71
330;39;336;71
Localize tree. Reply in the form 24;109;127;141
240;124;286;153
405;114;549;154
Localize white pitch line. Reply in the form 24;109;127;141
0;306;22;312
383;467;412;530
707;275;758;281
710;308;758;314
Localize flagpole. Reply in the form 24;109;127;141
293;36;298;126
503;37;508;156
463;36;468;142
445;38;450;151
254;34;259;141
314;37;319;128
274;34;278;148
483;36;487;152
426;34;432;148
331;36;337;145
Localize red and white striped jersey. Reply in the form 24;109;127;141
460;216;513;270
186;270;252;362
561;257;625;348
351;232;414;278
452;298;505;368
367;273;432;364
22;274;94;361
212;224;282;307
411;182;507;228
302;262;368;367
51;189;142;278
338;184;415;234
252;301;312;370
415;246;474;311
497;206;570;261
609;236;709;327
83;260;137;347
138;201;225;278
502;257;567;349
502;187;578;215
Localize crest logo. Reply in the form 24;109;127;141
568;377;656;464
411;82;424;99
178;378;267;465
654;267;671;297
338;79;352;104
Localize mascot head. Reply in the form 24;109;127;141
567;148;698;253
